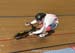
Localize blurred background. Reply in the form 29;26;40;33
0;0;75;53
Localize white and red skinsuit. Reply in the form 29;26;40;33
30;14;59;34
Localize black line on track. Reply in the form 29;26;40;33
10;42;75;53
0;14;75;18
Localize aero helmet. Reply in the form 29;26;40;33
35;13;46;21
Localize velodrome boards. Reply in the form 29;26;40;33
0;0;75;53
0;0;75;16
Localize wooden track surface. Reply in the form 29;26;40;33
0;0;75;53
0;0;75;16
0;16;75;53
